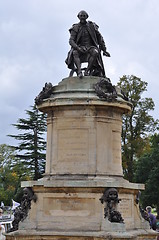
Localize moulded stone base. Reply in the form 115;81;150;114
18;178;147;232
6;229;158;240
5;179;158;240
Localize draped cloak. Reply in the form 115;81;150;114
65;21;107;77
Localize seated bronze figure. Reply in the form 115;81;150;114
65;10;110;78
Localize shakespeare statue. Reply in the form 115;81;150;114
65;10;110;78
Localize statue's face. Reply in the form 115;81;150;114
109;190;118;200
23;188;29;198
78;11;88;23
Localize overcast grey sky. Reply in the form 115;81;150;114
0;0;159;145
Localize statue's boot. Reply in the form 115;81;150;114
84;70;89;76
78;71;83;78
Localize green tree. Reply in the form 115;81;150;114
117;75;158;182
8;104;47;180
0;144;30;205
134;134;159;213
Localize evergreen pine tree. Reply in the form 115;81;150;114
8;104;47;180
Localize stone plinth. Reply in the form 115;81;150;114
18;178;145;231
7;178;157;240
6;77;157;240
40;76;131;178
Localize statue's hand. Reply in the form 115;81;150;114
78;46;87;53
103;51;111;57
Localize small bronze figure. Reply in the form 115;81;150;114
100;188;124;223
8;188;37;232
94;78;117;101
35;82;53;105
65;10;110;78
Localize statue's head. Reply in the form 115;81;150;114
100;188;118;204
107;188;118;201
77;10;89;23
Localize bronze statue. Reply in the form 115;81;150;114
100;188;124;223
65;10;110;78
35;82;53;105
94;78;117;101
8;187;37;232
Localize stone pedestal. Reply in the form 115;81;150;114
40;76;131;179
6;77;158;240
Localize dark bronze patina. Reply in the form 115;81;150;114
94;78;117;101
65;10;110;78
135;191;150;222
35;82;53;105
8;187;37;232
100;188;124;223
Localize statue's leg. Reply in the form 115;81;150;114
72;50;83;78
84;48;98;76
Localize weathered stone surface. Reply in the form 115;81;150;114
38;77;131;178
15;183;147;233
6;230;158;240
6;77;157;240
